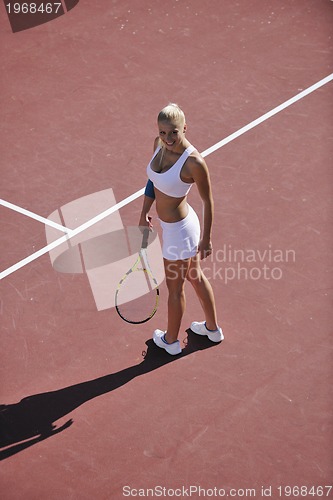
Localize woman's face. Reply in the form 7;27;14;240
158;118;186;151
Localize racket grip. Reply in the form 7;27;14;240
141;228;149;249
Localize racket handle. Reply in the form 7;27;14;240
141;228;149;249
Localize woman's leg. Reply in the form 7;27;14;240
186;254;218;331
163;258;191;343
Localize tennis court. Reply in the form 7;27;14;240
1;0;332;498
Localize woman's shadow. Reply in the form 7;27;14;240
0;330;220;460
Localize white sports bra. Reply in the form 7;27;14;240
147;144;196;198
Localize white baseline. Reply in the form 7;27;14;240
0;198;71;234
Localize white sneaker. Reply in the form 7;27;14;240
190;321;224;343
153;329;182;355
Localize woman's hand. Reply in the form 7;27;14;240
139;214;153;230
198;238;213;260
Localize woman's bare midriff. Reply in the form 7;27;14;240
155;189;189;223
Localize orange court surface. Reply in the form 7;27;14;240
0;1;332;499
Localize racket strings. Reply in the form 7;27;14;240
115;268;159;324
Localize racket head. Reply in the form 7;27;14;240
115;250;159;324
114;226;161;324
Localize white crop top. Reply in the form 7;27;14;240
147;144;196;198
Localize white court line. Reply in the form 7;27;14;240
201;73;333;157
59;0;68;14
0;199;72;234
0;189;145;280
1;73;332;281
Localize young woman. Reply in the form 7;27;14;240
139;103;223;355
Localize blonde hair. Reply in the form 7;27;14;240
156;103;186;159
157;103;186;125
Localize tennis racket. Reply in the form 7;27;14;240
115;228;159;324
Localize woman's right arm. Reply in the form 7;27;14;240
139;181;155;228
139;138;160;228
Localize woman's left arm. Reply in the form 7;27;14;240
190;157;214;259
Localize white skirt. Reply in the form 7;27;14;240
159;204;201;261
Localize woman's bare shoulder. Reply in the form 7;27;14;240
153;137;160;151
188;149;207;170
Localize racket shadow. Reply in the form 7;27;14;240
0;330;220;460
